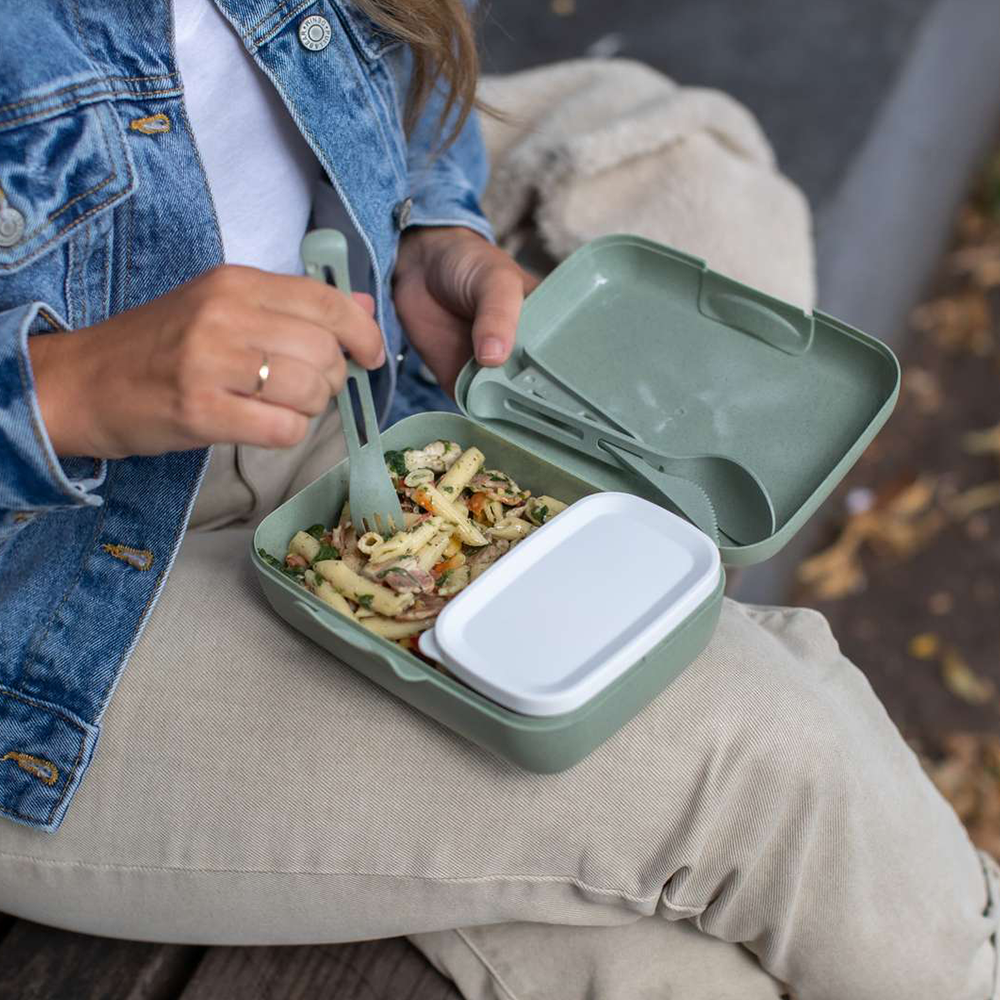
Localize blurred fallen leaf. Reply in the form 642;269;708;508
941;648;995;705
963;423;1000;460
948;245;1000;289
902;366;944;414
927;733;1000;857
908;632;941;660
910;289;993;355
945;481;1000;519
797;476;943;600
796;528;867;600
928;590;954;615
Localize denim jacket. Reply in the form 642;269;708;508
0;0;493;832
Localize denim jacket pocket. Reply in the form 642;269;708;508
0;98;136;314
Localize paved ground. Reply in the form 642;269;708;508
800;201;1000;742
794;147;1000;853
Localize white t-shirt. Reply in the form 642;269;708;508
172;0;322;275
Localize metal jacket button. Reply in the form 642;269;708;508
0;201;25;247
393;197;413;230
298;15;332;51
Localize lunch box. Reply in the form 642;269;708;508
252;234;900;773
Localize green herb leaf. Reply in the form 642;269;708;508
384;450;408;477
442;485;454;493
306;523;326;540
436;570;452;588
257;547;283;570
315;544;340;562
356;593;374;609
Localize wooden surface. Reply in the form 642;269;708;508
179;937;461;1000
0;919;461;1000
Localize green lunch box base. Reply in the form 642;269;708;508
253;235;899;773
254;411;725;774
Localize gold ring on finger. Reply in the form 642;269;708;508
253;353;271;398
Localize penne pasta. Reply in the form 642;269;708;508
487;517;536;541
436;446;484;497
413;484;488;547
415;529;453;571
357;531;384;555
315;579;355;618
288;530;321;564
525;495;568;526
437;564;470;597
360;615;435;639
314;559;415;617
368;516;443;563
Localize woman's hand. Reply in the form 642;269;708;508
392;226;539;396
27;265;384;459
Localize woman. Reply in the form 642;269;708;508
0;3;995;998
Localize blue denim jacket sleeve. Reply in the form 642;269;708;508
404;77;495;244
0;302;107;517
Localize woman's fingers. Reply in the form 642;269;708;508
469;265;525;366
244;270;385;369
216;393;313;450
222;307;347;390
226;347;339;416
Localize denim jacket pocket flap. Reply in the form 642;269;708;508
0;100;136;275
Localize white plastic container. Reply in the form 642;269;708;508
419;492;722;716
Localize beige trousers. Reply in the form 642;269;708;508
0;406;997;1000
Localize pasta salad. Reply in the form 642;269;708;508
258;440;568;661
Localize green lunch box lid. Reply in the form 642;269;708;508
455;234;900;567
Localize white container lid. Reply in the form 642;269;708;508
418;492;721;717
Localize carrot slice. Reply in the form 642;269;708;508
432;554;464;578
468;492;490;519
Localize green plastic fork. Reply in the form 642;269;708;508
300;229;404;537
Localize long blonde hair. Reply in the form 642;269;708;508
351;0;482;148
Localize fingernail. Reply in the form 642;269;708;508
479;337;504;363
375;345;386;367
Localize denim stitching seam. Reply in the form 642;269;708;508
253;0;316;50
0;89;181;130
